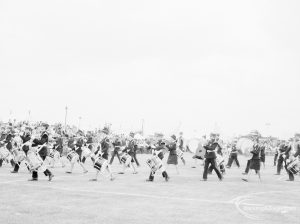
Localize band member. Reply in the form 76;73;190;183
208;134;225;175
89;144;114;181
242;138;261;182
146;140;169;182
30;124;54;181
166;135;179;174
90;128;114;181
82;133;96;164
109;137;122;165
118;145;138;174
285;134;300;181
202;133;223;181
11;127;32;173
274;141;287;175
226;140;240;169
127;132;140;166
0;128;15;168
65;136;88;173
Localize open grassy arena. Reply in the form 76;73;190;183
0;154;299;224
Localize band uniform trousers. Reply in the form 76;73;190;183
274;153;278;166
277;155;284;174
227;153;240;168
129;152;140;166
203;158;222;180
244;160;251;174
109;149;121;164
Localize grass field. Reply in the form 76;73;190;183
0;154;299;224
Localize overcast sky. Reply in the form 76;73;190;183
0;0;299;139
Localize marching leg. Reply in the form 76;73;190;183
219;164;226;174
10;159;15;168
131;162;138;174
181;157;186;165
234;155;240;168
274;153;278;166
79;162;88;173
208;164;213;175
243;160;250;175
105;164;115;181
90;170;100;181
146;171;155;182
29;171;38;181
226;156;234;168
284;163;295;181
175;165;179;174
276;156;283;175
257;170;261;182
212;160;223;180
109;151;116;165
116;152;121;164
162;171;169;182
66;162;75;174
11;162;20;173
202;159;210;181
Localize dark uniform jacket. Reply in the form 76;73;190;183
230;144;238;154
166;142;177;155
250;144;260;160
112;140;121;152
204;141;220;159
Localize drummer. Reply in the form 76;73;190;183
242;137;261;182
166;135;179;174
285;133;300;181
226;139;240;169
202;133;223;181
146;140;169;182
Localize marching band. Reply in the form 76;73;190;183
0;121;299;184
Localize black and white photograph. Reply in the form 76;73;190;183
0;1;300;223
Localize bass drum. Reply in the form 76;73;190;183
236;137;254;160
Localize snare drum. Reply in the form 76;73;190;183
66;150;79;163
287;159;300;175
146;156;162;173
27;150;43;171
120;153;131;164
94;157;107;171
